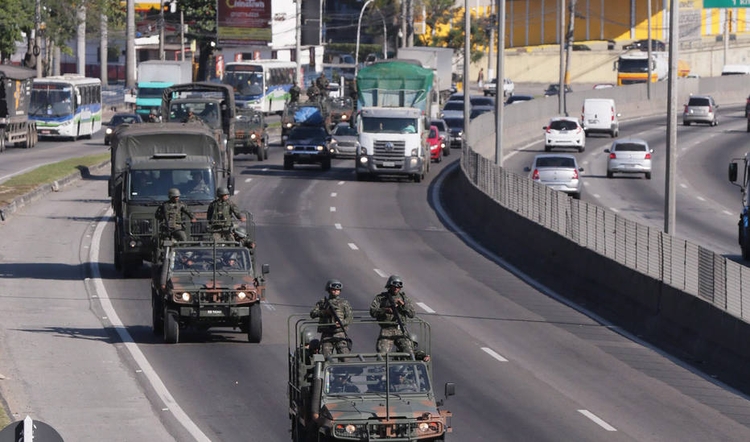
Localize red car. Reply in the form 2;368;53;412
427;125;443;163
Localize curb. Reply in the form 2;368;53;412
0;160;111;223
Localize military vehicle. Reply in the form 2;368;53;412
0;65;38;151
152;216;269;343
288;314;454;441
281;101;330;140
323;97;355;129
162;82;236;181
234;108;269;161
109;122;231;277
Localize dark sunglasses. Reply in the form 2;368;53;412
329;283;342;290
390;282;403;288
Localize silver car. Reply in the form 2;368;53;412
328;122;359;158
524;154;584;199
682;95;719;126
605;138;653;179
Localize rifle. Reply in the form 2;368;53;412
385;291;410;338
322;299;351;349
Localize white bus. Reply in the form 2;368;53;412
29;74;103;140
223;60;296;113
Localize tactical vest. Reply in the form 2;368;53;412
164;202;184;230
211;200;232;228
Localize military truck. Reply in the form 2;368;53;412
152;230;269;343
109;122;231;277
324;97;355;129
162;82;236;183
288;313;455;441
0;65;38;152
234;108;269;161
281;101;330;140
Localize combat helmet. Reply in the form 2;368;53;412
385;275;404;288
234;227;247;239
168;188;180;198
217;187;230;196
325;279;343;291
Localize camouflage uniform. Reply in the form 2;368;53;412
316;74;330;92
207;196;244;241
369;289;416;354
289;84;301;103
306;85;320;102
155;199;196;242
310;293;352;357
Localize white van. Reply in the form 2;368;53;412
721;64;750;76
581;98;620;138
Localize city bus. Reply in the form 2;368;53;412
223;60;296;114
29;74;103;140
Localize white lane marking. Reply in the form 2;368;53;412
481;347;508;362
348;243;359;250
331;192;337;197
335;223;343;230
723;210;733;216
696;196;705;202
592;193;601;198
416;302;435;313
261;300;276;311
244;178;252;183
338;181;345;185
330;206;336;212
233;190;240;196
680;183;688;189
90;209;211;442
374;268;388;278
578;410;617;432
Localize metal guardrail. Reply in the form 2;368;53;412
459;145;750;321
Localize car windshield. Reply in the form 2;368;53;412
535;157;576;168
614;142;648;152
129;169;216;202
333;124;357;136
470;97;494;106
171;247;252;272
431;121;447;131
549;120;579;131
443;101;464;111
444;118;464;129
289;126;328;140
111;115;140;126
324;363;431;396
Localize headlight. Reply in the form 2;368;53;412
285;122;292;128
237;292;247;300
286;145;294;151
180;292;191;301
458;130;463;137
411;148;419;157
250;133;257;140
418;423;429;432
345;424;356;434
341;114;347;120
105;128;113;135
316;145;324;151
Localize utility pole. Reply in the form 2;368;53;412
180;9;185;61
558;0;564;115
34;0;42;77
664;0;678;234
488;0;494;81
76;3;86;75
295;0;302;85
647;0;652;100
494;0;505;167
126;0;136;88
463;0;470;149
159;0;165;60
563;0;576;116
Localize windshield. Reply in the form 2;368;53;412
30;86;74;117
137;87;167;98
324;363;431;396
288;126;328;140
129;169;215;202
333;124;357;136
443;118;464;129
618;59;649;73
361;117;418;134
171;247;252;272
168;102;221;128
224;71;264;96
443;101;464;111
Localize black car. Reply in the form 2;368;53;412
543;84;573;97
442;117;465;149
505;94;535;106
624;39;666;51
283;125;333;170
104;112;143;145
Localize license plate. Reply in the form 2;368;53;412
588;119;598;124
41;130;51;134
203;309;225;316
383;161;395;167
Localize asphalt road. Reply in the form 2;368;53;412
3;121;750;441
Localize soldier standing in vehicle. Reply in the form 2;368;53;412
306;83;320;102
310;279;353;357
155;188;197;242
289;81;301;103
232;227;256;254
316;72;330;93
207;187;246;241
370;275;416;354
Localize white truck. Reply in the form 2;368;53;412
135;60;193;119
355;60;432;183
614;51;668;85
397;46;454;109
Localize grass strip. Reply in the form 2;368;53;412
0;153;110;207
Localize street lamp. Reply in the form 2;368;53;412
356;0;386;74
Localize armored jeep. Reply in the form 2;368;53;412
234;108;269;161
324;97;355;129
151;221;269;344
288;313;454;441
281;101;330;140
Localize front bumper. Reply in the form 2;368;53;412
356;154;424;176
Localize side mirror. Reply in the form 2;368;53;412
444;382;456;398
523;166;531;172
262;263;270;274
729;162;738;183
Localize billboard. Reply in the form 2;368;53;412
217;0;272;46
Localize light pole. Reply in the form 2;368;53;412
355;0;375;75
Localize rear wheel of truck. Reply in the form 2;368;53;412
413;173;422;183
152;293;164;335
164;310;179;344
0;129;5;152
256;147;264;162
247;302;262;343
122;257;141;278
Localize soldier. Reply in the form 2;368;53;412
369;275;416;355
220;252;243;270
289;81;301;103
233;227;256;254
306;84;321;102
329;370;359;393
310;279;353;357
154;188;197;242
207;187;246;241
147;108;159;123
183;106;199;123
186;170;210;196
316;72;330;93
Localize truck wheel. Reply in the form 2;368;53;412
122;257;142;278
152;293;164;335
0;129;5;152
164;310;179;344
247;302;262;343
413;173;422;183
257;148;264;162
356;172;368;182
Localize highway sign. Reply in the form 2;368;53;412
704;0;750;8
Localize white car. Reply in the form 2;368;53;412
483;78;514;98
543;116;585;152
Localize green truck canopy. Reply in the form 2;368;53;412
356;61;433;111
